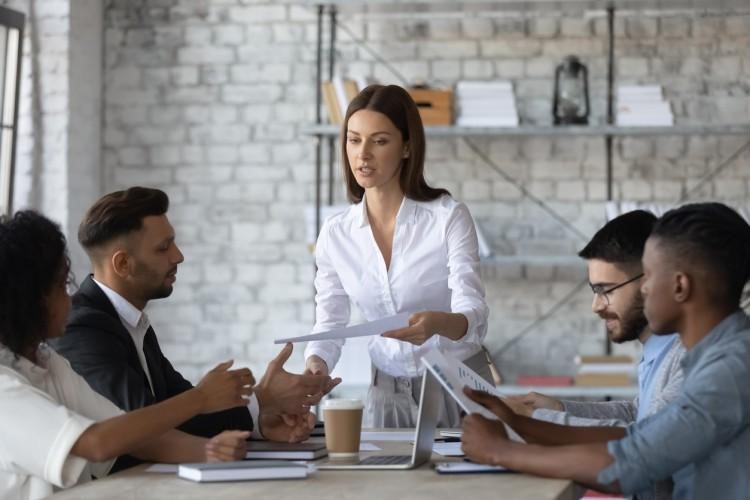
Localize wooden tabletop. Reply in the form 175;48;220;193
51;432;581;500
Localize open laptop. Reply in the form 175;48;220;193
315;370;440;470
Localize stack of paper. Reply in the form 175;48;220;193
455;80;519;127
574;355;635;387
616;85;673;126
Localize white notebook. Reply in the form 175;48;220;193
178;460;310;482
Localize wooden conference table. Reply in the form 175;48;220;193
50;431;581;500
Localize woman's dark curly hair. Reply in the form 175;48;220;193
0;210;70;356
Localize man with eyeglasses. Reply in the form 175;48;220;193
461;202;750;499
507;211;685;435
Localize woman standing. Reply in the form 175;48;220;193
305;84;490;427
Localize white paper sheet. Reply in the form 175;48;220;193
432;442;464;457
274;313;410;344
421;349;524;443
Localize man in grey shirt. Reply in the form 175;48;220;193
508;210;685;428
461;202;750;499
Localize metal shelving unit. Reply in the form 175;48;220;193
303;123;750;139
301;0;750;364
304;0;750;251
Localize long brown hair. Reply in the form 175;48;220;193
341;84;450;203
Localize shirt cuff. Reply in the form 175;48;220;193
247;393;263;440
48;414;96;488
304;343;339;374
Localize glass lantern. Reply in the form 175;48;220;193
552;55;590;125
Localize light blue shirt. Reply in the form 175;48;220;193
599;310;750;499
636;334;678;421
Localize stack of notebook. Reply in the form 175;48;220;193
178;460;312;482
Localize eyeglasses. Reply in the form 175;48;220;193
589;273;644;305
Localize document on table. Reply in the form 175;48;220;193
433;442;464;457
421;349;524;443
274;313;410;344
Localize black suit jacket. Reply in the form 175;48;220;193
52;275;252;468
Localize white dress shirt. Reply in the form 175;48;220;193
92;280;262;437
93;279;155;395
304;194;489;378
0;344;122;500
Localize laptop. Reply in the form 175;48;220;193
315;370;440;470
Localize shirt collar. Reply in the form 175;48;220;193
356;194;415;228
641;333;677;364
93;278;148;330
682;309;750;369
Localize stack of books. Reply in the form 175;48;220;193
455;80;519;127
616;85;673;127
178;460;312;482
574;355;635;387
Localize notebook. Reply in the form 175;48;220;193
177;460;310;482
314;370;440;470
245;441;327;460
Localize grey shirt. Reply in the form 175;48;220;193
533;336;685;427
599;310;750;499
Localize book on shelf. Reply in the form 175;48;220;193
575;355;633;364
245;441;327;460
321;76;365;125
574;373;633;387
574;354;635;387
321;80;343;125
178;460;311;482
516;375;573;386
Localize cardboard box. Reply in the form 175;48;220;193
408;88;453;125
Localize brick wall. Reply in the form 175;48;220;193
94;1;750;384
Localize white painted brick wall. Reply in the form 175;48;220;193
81;2;750;385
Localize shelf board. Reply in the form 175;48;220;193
495;384;638;398
302;123;750;138
288;0;750;11
481;255;584;267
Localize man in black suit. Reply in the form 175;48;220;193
53;187;338;461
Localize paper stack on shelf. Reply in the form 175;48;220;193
616;85;673;126
574;355;635;387
455;80;519;127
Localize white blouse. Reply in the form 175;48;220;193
0;344;122;500
304;194;489;378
